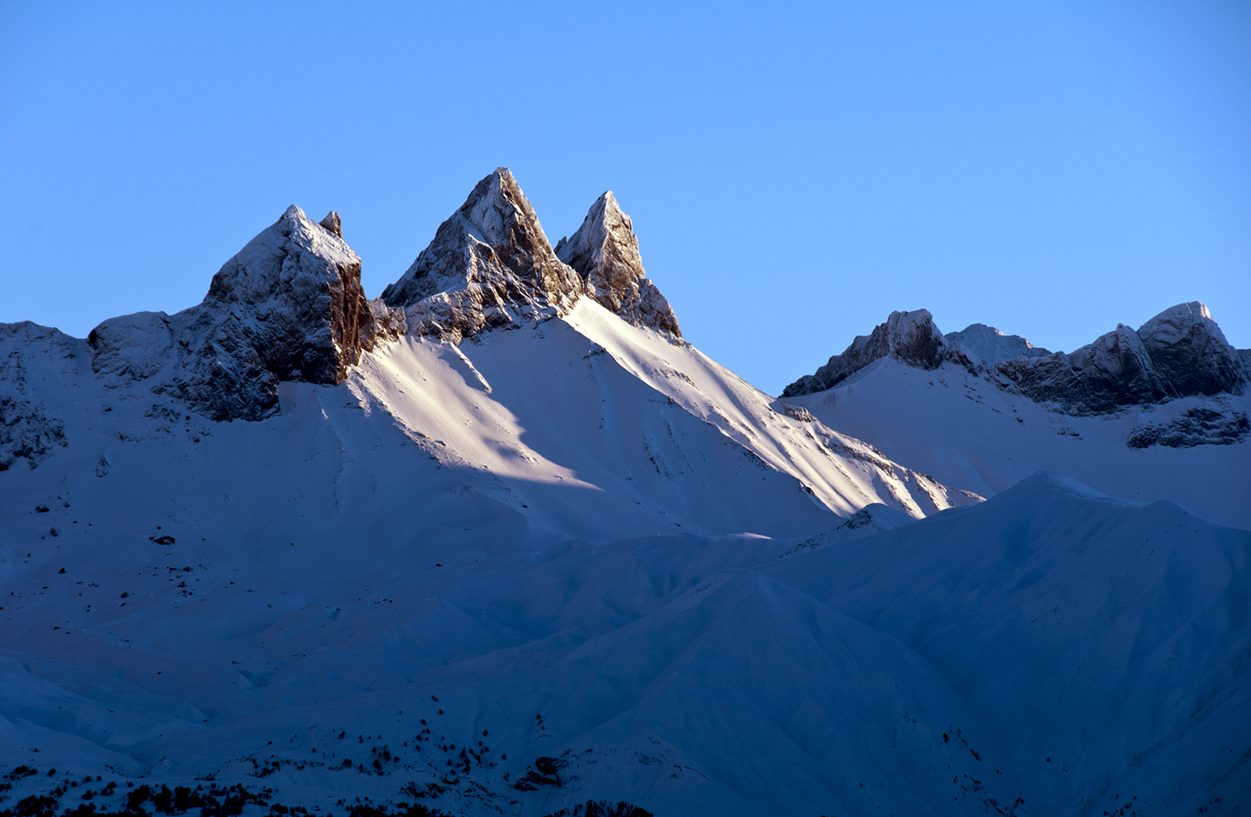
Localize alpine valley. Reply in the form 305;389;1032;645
1;169;1248;817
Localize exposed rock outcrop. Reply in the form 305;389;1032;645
0;322;74;469
1136;302;1245;396
89;206;404;421
1128;406;1250;448
998;323;1173;414
996;304;1247;415
382;168;584;343
555;192;681;337
782;310;945;397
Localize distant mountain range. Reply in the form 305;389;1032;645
1;170;1247;817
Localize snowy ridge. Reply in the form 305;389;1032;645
787;303;1250;451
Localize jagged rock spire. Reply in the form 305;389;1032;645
382;168;584;342
555;192;681;337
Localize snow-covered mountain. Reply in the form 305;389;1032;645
783;306;1251;530
1;170;1247;817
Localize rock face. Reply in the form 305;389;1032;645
382;168;584;343
783;310;945;397
1000;324;1174;414
998;303;1247;414
1136;302;1245;396
555;192;681;337
89;206;404;421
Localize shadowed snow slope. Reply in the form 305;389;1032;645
1;459;1246;815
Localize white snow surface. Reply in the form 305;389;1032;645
1;300;1249;816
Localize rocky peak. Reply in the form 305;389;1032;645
89;205;404;421
555;192;681;337
782;309;945;397
320;210;343;238
1136;302;1246;396
381;168;584;342
997;303;1247;415
944;323;1049;364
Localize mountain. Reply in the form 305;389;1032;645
84;205;405;422
781;305;1251;529
554;191;681;337
0;170;1247;817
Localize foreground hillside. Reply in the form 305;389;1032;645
1;469;1247;815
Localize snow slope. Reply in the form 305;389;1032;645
786;356;1251;530
2;453;1247;815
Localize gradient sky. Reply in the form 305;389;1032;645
2;1;1248;395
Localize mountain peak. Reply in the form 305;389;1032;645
1136;301;1245;396
381;168;583;342
556;191;681;337
944;323;1050;364
320;210;343;238
457;167;533;247
782;308;944;396
89;204;404;421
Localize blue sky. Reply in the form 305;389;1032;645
2;1;1248;395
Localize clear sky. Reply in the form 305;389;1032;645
2;1;1248;395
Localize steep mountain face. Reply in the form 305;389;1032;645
0;322;76;470
555;192;681;337
1137;301;1247;395
998;323;1174;413
996;303;1247;414
86;206;404;421
381;168;585;343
